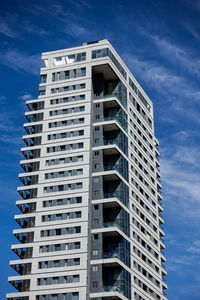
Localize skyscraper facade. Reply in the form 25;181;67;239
7;40;167;300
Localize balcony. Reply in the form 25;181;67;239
15;217;35;228
25;112;43;123
12;247;33;259
7;297;29;300
18;188;37;200
24;124;43;135
23;136;41;147
100;205;130;237
14;232;34;244
94;99;127;132
26;100;44;111
19;175;38;186
92;64;127;108
102;235;130;267
20;161;40;172
9;279;30;292
22;148;40;160
93;175;129;208
94;150;128;182
102;280;126;295
11;263;31;275
17;202;36;214
102;267;131;299
103;130;128;156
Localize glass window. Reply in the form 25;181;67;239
75;226;81;233
93;177;99;183
56;214;62;220
76;183;82;189
41;74;47;83
52;277;59;284
76;211;81;218
75;242;80;249
57;199;63;205
55;244;61;251
72;292;79;300
92;265;98;272
53;260;60;267
93;249;98;255
81;68;86;76
74;258;80;265
92;282;98;288
73;275;79;282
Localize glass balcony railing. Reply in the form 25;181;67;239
94;93;121;102
102;280;129;298
104;114;127;132
103;162;128;181
104;138;127;156
103;218;130;237
102;251;130;267
103;221;123;231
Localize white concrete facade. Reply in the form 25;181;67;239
7;40;167;300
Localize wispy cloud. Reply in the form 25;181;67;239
0;18;20;39
124;53;200;103
181;19;200;41
0;48;40;75
21;21;49;36
18;94;33;101
69;0;92;9
160;143;200;219
187;240;200;254
147;34;200;78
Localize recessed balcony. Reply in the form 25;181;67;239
25;112;43;123
19;174;38;186
94;100;127;132
18;188;37;199
17;202;36;214
24;124;43;135
93;205;130;237
23;136;41;147
92;64;127;108
12;247;33;259
94;151;128;182
11;263;31;275
103;129;128;156
102;267;131;299
101;235;130;268
20;161;40;172
22;148;41;160
26;100;44;111
93;174;129;208
14;232;34;244
9;279;30;292
15;216;35;228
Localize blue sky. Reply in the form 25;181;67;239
0;0;200;299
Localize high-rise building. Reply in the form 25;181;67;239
7;40;167;300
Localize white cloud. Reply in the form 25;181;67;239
18;94;33;101
0;48;41;75
148;35;200;78
124;53;200;103
181;19;200;41
187;240;200;254
0;19;20;38
160;143;200;219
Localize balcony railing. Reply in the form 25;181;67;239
104;115;127;132
94;93;121;102
103;221;123;232
103;190;129;208
102;280;130;298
